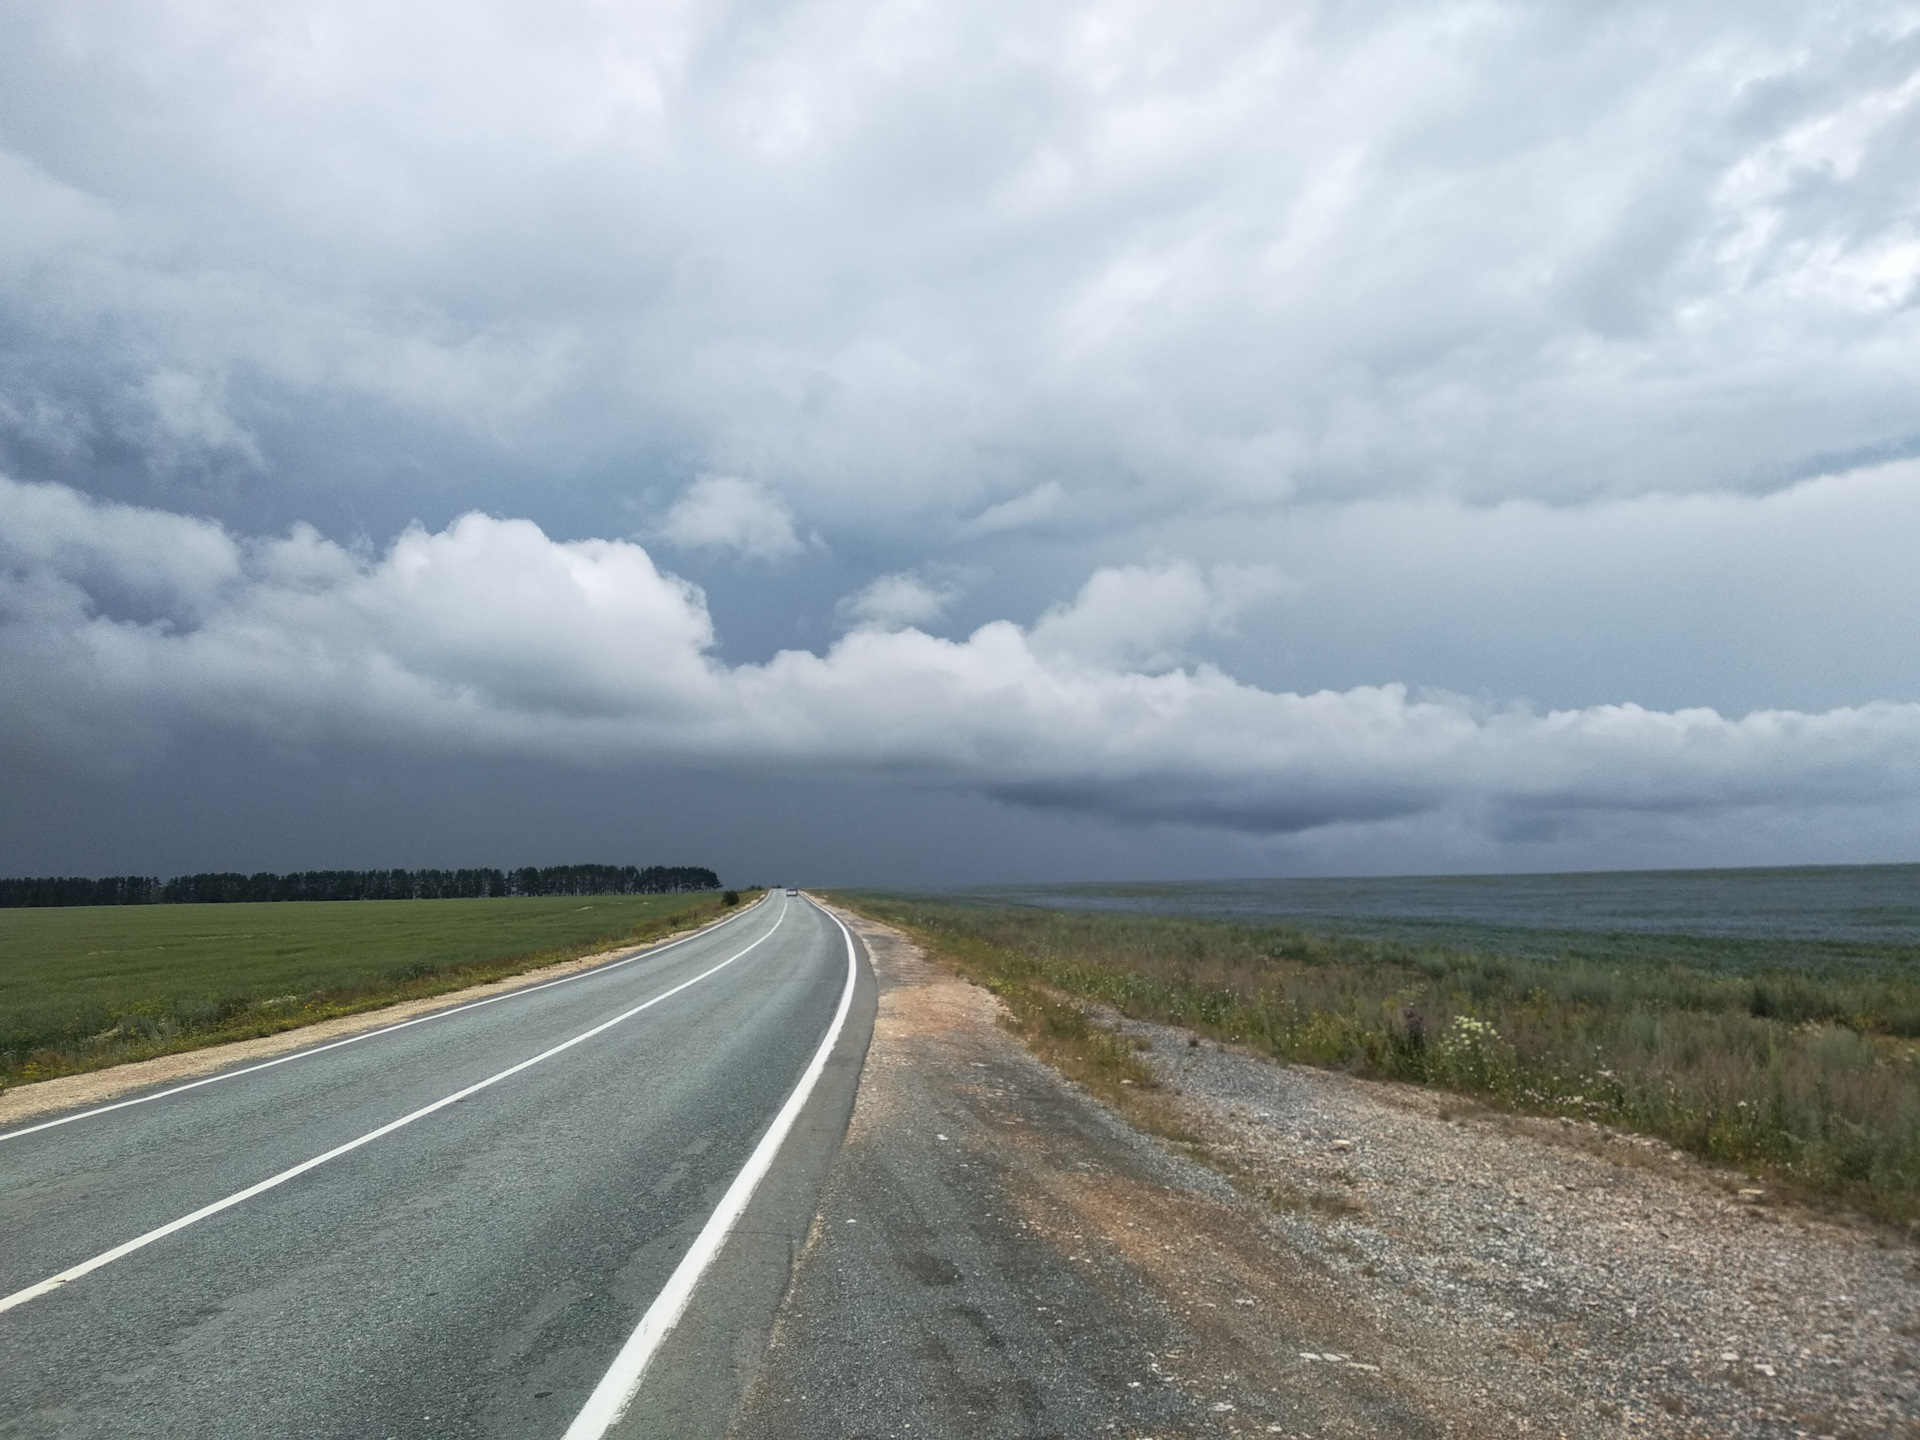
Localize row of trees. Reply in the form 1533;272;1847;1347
0;864;721;908
0;875;165;907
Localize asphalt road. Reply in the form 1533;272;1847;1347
0;892;870;1439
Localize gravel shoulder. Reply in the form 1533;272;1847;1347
731;910;1920;1439
1115;1012;1920;1438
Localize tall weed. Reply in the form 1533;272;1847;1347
839;895;1920;1223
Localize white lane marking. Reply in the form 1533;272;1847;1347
0;901;790;1317
0;894;775;1144
563;898;860;1440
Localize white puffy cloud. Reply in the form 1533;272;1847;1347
6;476;1919;848
656;476;803;560
1029;561;1281;670
837;571;962;630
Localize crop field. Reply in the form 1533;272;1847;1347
838;892;1920;1225
0;892;730;1088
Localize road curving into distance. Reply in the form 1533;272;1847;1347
0;891;875;1439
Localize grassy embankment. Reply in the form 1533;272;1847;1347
834;893;1920;1226
0;891;744;1089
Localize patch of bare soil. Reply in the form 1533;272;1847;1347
750;909;1919;1440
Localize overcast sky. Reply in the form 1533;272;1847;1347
3;0;1919;885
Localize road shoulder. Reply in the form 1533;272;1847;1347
726;909;1920;1439
727;908;1497;1439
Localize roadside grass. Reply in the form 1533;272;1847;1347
0;892;741;1089
831;893;1920;1226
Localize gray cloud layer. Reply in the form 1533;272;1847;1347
3;2;1919;874
4;3;1918;521
7;476;1917;848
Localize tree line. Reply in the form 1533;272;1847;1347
0;864;721;908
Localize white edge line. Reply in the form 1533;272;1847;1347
0;892;775;1143
561;897;860;1440
0;900;790;1318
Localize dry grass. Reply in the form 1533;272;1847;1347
884;914;1203;1145
835;892;1920;1226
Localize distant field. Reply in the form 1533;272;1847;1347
0;892;729;1088
839;892;1920;1224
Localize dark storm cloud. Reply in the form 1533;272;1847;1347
6;478;1919;849
2;1;1919;872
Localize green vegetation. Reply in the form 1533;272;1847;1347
0;891;734;1088
835;893;1920;1224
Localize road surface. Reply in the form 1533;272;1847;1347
0;892;872;1439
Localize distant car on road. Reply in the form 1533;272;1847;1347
785;888;798;896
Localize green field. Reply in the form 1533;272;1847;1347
837;893;1920;1225
0;892;731;1088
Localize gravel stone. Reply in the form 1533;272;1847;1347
1111;1009;1920;1438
